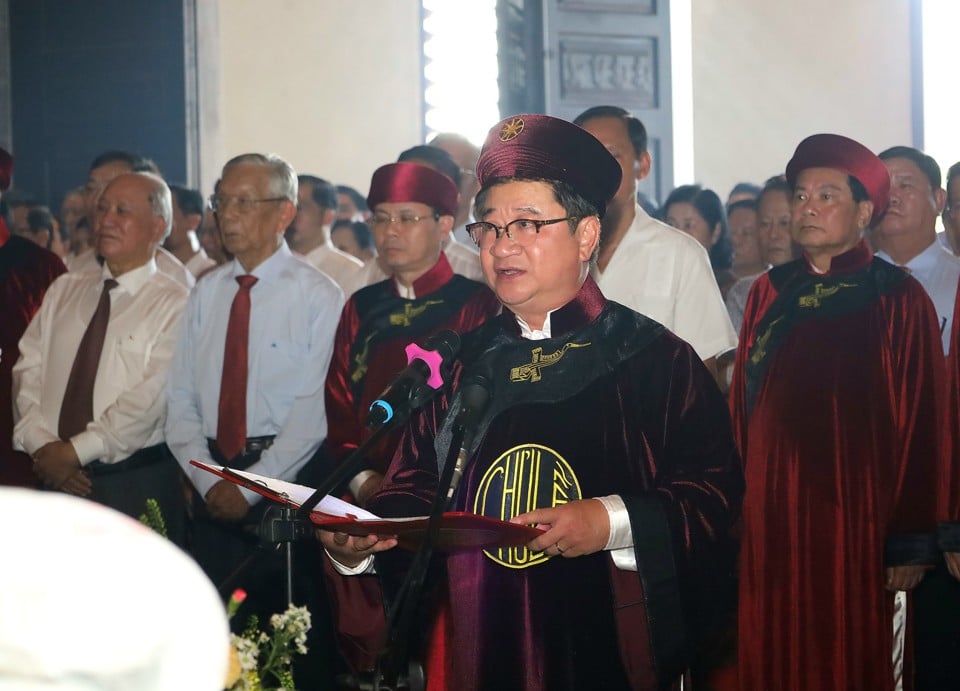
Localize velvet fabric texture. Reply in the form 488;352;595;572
785;133;890;223
475;114;621;218
327;278;744;690
0;228;66;486
731;241;948;690
323;254;500;480
366;162;459;218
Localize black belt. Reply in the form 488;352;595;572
85;444;169;476
206;436;276;470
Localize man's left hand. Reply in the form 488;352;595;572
33;441;86;492
512;499;610;558
885;565;929;591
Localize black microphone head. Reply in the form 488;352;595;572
455;371;492;430
459;373;492;411
424;330;461;362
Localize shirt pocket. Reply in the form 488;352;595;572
113;332;152;381
261;339;307;420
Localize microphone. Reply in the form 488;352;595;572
446;372;493;502
366;330;461;429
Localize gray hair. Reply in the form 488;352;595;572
137;172;173;240
221;153;298;204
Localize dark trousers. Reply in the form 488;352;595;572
87;443;186;547
914;564;960;690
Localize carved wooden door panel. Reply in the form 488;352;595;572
543;0;673;204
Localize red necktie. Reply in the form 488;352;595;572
216;275;258;461
58;278;118;439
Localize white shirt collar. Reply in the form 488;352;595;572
875;238;941;271
102;257;158;296
394;279;416;299
515;310;557;340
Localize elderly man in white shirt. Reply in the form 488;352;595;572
165;154;342;626
574;106;737;381
13;171;189;543
74;150;196;288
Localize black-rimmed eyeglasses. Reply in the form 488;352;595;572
466;216;580;247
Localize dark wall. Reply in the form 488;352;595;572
10;0;186;208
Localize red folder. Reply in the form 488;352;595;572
190;460;543;551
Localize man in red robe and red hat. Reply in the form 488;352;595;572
0;147;66;487
731;134;948;690
320;115;744;690
322;161;500;504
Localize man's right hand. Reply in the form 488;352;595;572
945;552;960;581
318;529;398;569
205;480;251;522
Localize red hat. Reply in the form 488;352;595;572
0;147;12;192
475;114;621;218
785;133;890;223
366;162;459;217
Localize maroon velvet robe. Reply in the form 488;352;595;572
0;221;66;486
323;253;499;481
937;277;960;543
326;278;743;690
731;241;947;690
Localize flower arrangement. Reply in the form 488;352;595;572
224;589;312;691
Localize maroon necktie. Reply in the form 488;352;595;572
58;278;118;439
216;275;258;460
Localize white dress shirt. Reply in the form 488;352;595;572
593;204;738;360
166;241;343;503
65;248;98;273
303;243;365;296
13;259;189;464
184;248;217;278
443;235;484;282
875;239;960;354
74;246;196;289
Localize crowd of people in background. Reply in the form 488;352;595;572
5;103;960;691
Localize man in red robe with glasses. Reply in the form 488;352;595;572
731;134;948;690
322;162;499;505
319;115;744;690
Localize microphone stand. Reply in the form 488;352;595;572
372;423;468;691
217;402;426;610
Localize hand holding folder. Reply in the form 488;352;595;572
190;461;542;551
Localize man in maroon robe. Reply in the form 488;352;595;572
322;162;499;504
319;114;744;690
0;147;66;487
731;134;948;690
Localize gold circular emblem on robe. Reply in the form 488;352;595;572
473;443;582;568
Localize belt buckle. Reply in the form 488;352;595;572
245;437;273;454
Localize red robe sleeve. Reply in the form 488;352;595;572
323;297;364;468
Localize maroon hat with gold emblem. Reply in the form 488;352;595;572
366;161;459;217
785;133;890;223
475;114;622;218
0;147;12;192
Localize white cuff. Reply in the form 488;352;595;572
325;549;375;576
595;495;633;550
595;495;638;572
70;429;107;466
349;469;377;499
